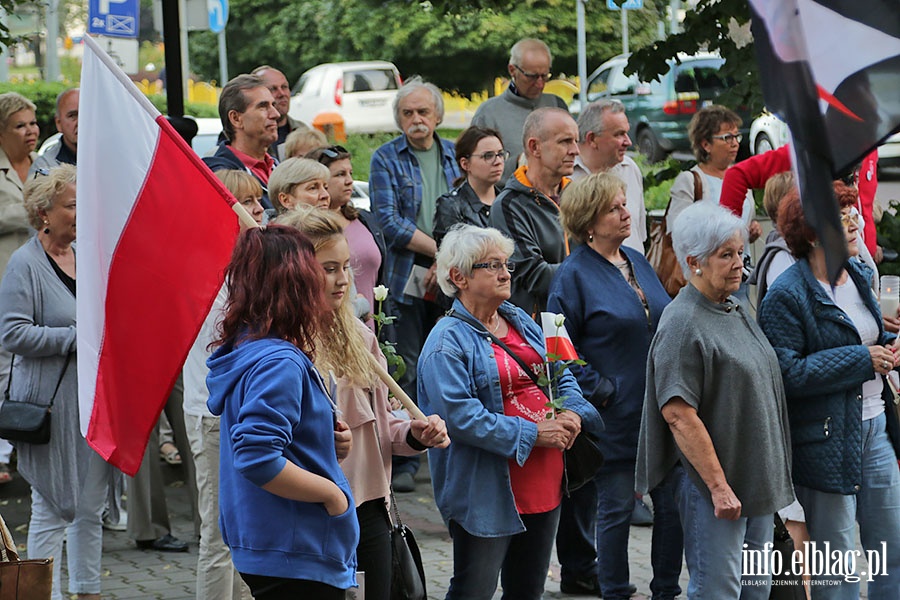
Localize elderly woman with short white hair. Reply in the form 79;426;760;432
418;224;602;600
635;202;794;599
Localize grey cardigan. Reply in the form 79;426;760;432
0;235;90;520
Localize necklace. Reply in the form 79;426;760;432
488;313;502;334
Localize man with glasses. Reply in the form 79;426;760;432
572;99;647;254
471;38;567;184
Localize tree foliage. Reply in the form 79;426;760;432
187;0;667;94
625;0;764;115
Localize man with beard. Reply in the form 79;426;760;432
369;77;459;492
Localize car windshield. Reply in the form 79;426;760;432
344;69;398;93
673;61;732;97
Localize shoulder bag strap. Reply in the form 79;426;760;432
47;353;73;410
0;511;20;562
4;355;12;402
691;169;703;203
447;309;544;390
366;388;404;528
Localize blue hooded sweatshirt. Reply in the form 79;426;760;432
206;336;358;588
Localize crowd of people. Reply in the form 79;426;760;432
0;32;897;600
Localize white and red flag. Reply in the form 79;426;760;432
77;35;239;475
540;312;579;362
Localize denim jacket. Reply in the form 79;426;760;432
417;299;603;537
759;258;900;494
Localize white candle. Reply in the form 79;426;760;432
881;296;900;318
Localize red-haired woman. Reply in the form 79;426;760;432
206;225;359;599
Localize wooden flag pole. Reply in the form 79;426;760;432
369;356;428;421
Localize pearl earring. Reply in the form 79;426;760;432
43;220;49;235
695;268;702;276
588;233;594;242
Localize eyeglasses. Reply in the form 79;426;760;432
513;64;552;82
711;133;743;145
33;167;50;177
840;211;856;227
472;260;516;273
319;145;349;159
470;150;510;163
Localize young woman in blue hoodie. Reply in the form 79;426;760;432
206;225;359;599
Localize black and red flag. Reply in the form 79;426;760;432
749;0;900;281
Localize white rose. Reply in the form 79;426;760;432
373;285;389;302
554;313;566;328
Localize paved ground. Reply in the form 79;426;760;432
0;456;688;599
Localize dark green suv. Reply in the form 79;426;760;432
570;53;750;163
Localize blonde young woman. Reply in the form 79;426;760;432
276;207;449;600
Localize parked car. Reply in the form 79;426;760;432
749;111;790;155
288;61;401;134
191;117;226;157
570;52;750;163
878;132;900;170
750;112;900;173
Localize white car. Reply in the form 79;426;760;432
288;61;402;134
749;111;789;155
751;112;900;172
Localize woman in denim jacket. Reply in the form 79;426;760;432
418;224;603;600
759;189;900;599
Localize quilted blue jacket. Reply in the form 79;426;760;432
758;258;900;494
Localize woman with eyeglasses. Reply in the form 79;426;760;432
432;127;507;249
549;173;683;600
307;145;386;326
418;224;602;600
663;106;761;296
759;187;900;598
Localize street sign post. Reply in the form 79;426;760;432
88;0;139;38
208;0;227;33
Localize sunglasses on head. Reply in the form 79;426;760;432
319;145;349;159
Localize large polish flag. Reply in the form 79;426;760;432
77;35;239;475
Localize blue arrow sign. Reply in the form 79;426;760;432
88;0;139;38
208;0;228;33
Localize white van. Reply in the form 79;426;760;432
288;61;402;134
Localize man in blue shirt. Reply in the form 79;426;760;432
369;77;459;491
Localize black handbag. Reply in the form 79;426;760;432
447;310;604;494
0;353;72;445
389;495;427;600
365;388;427;600
770;514;806;600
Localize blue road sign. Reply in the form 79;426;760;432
208;0;228;33
88;0;139;38
607;0;643;8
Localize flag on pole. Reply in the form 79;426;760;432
749;0;900;282
540;312;579;362
77;35;239;475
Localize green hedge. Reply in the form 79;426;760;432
0;81;68;145
146;95;219;118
